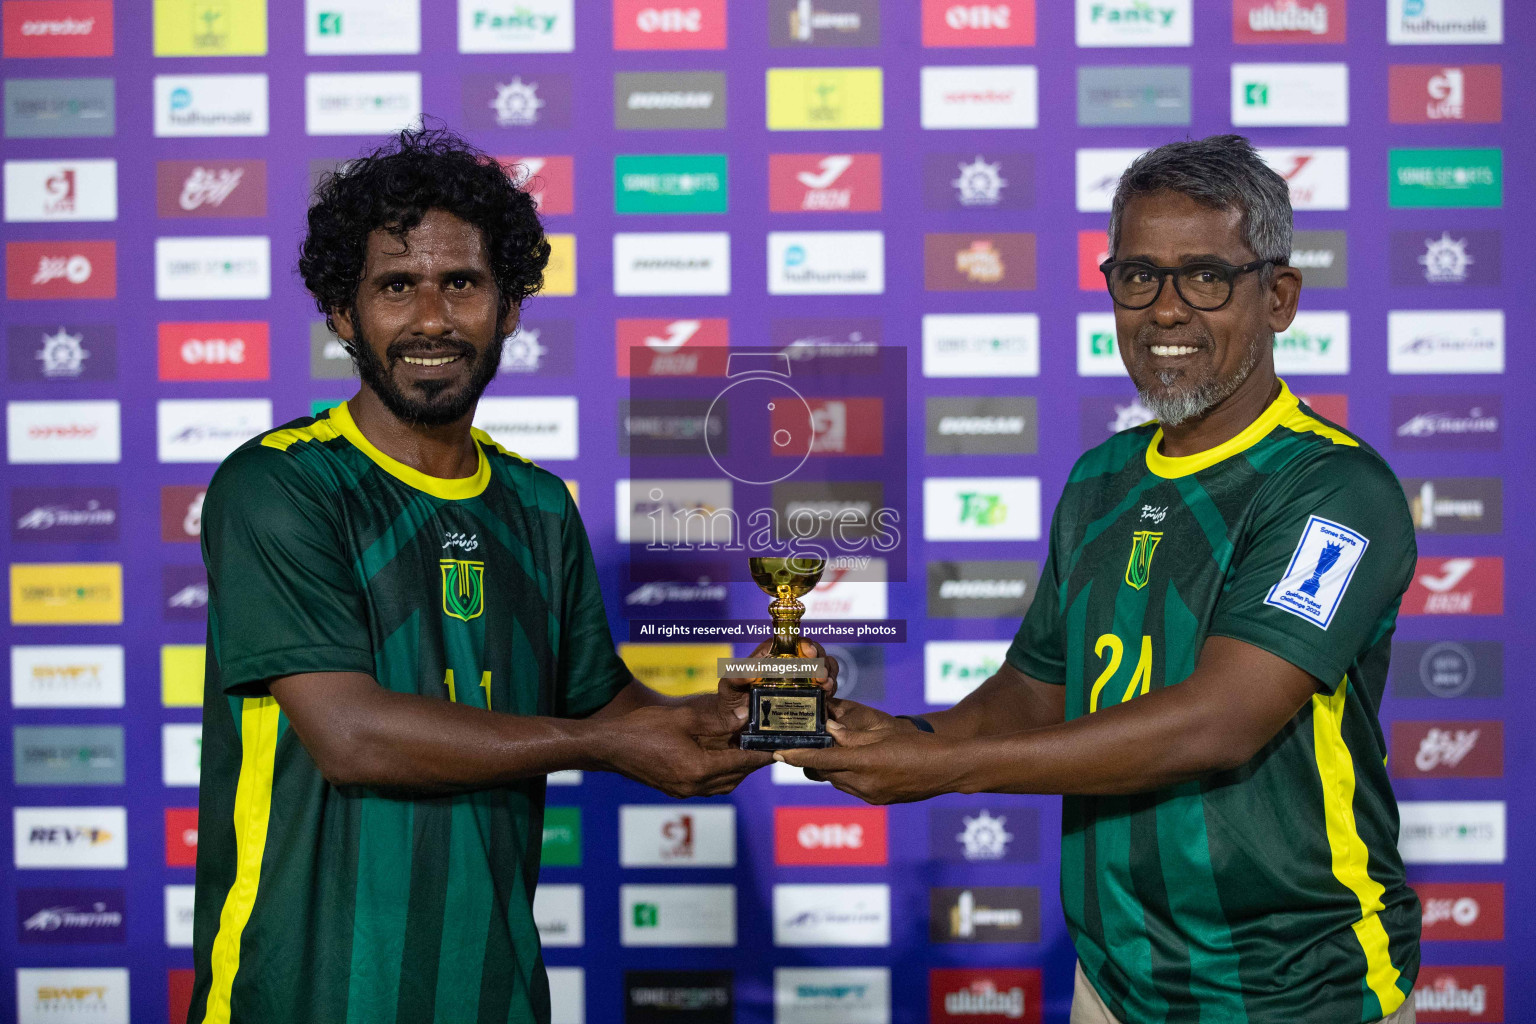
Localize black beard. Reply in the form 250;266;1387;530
350;328;504;428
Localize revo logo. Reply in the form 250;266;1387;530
768;153;882;213
774;806;887;865
3;0;113;57
1390;721;1502;778
1402;557;1502;616
922;1;1035;46
616;318;730;376
614;0;726;49
165;808;197;867
158;322;270;381
6;241;116;299
1414;883;1504;941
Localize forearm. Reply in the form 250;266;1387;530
589;677;702;718
924;665;1065;739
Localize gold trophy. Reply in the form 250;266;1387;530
740;556;835;751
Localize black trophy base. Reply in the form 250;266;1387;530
740;686;834;751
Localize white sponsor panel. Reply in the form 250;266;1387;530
1231;63;1349;127
1076;0;1192;46
924;477;1040;541
773;884;890;947
155;236;271;300
306;72;423;135
459;0;575;52
1387;0;1502;44
1076;148;1146;212
306;0;421;54
1263;516;1369;629
1388;310;1505;375
803;561;888;620
472;396;578;460
620;884;737;946
614;478;735;545
154;74;270;137
7;400;121;465
547;770;584;786
772;761;831;786
925;641;1007;705
11;646;126;709
775;968;891;1024
547;967;585;1024
165;884;195;948
1076;313;1125;378
4;160;118;222
767;231;885;295
161;724;202;787
921;313;1040;378
1260;147;1349;211
16;968;129;1024
157;399;273;464
1398;801;1505;864
613;232;731;296
532;884;584;947
14;807;127;869
920;66;1038;129
620;805;736;867
1273;312;1350;376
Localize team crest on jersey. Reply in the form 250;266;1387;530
1125;531;1163;590
440;559;486;621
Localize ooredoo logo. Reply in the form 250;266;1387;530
3;0;113;57
922;1;1035;46
774;806;887;865
614;0;726;49
158;322;270;381
6;241;116;300
1414;883;1504;942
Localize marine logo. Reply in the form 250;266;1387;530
1125;530;1162;590
440;558;486;621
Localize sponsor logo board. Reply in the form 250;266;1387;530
165;808;198;867
619;643;733;697
1389;149;1501;209
1390;641;1502;699
773;884;890;946
767;67;883;131
162;565;207;624
620;805;736;867
501;156;574;216
1414;883;1503;942
158;322;270;381
925;641;1007;704
4;159;116;222
929;886;1040;943
1290;230;1348;289
16;968;128;1024
10;646;125;708
926;398;1036;455
1076;0;1192;46
1233;0;1345;43
1261;147;1349;210
924;477;1039;541
4;76;114;138
459;0;574;52
1403;478;1501;535
17;887;125;944
1398;801;1504;864
1391;721;1501;779
306;0;421;54
922;314;1039;378
924;151;1032;211
1231;62;1348;126
614;233;730;295
156;399;272;463
1413;966;1504;1021
930;968;1043;1024
625;970;733;1023
1079;394;1155;447
770;0;881;47
164;884;195;948
162;724;202;787
532;883;583;947
14;726;123;786
306;71;422;135
14;806;126;868
1077;313;1124;377
154;74;269;137
617;318;729;377
1389;65;1501;124
1390;229;1499;287
1388;0;1501;45
11;486;118;543
6;240;116;300
464;73;571;130
921;65;1038;129
4;1;113;58
155;159;266;219
1075;148;1145;212
1273;312;1349;375
927;561;1036;619
621;884;736;946
1078;65;1190;126
769;153;882;213
616;71;727;130
472;396;578;460
155;237;270;300
923;0;1034;46
153;0;266;55
769;231;884;294
160;486;206;543
10;563;122;625
1388;310;1503;374
774;807;887;866
614;0;727;49
541;806;581;866
1403;557;1502;616
929;805;1038;863
775;968;890;1024
1391;395;1500;451
924;233;1035;291
614;154;728;214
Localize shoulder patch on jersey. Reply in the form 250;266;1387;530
1263;515;1370;629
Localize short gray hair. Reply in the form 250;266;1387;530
1107;134;1292;270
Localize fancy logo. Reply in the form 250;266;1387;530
922;313;1039;378
770;0;881;46
532;884;583;947
6;240;115;299
459;0;574;52
1392;721;1502;778
924;1;1035;46
773;884;890;946
775;807;888;865
1389;65;1501;123
17;888;125;944
1415;883;1503;942
621;885;737;946
3;0;113;57
930;968;1042;1023
1260;146;1349;210
925;641;1007;704
921;65;1038;129
766;67;883;130
1076;0;1191;46
769;153;882;212
615;0;726;49
1412;967;1503;1021
1388;0;1502;44
12;487;118;543
1272;312;1350;375
153;74;270;136
621;805;735;866
930;887;1040;943
4;159;116;221
1233;0;1343;43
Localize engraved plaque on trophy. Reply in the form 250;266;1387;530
739;556;835;751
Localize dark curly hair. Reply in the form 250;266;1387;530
299;123;550;335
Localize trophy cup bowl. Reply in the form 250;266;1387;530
740;556;835;751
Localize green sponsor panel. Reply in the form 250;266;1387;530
542;806;582;866
614;154;728;214
1389;148;1502;209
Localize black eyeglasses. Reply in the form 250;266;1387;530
1099;258;1276;312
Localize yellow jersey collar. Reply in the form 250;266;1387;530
1144;380;1297;479
329;401;491;500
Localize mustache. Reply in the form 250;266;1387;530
1133;322;1214;349
385;338;477;362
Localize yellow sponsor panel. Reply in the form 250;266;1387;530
543;234;576;296
162;644;207;707
767;67;883;131
154;0;269;56
565;480;579;505
620;643;732;696
10;563;123;625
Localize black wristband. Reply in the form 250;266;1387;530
895;714;934;734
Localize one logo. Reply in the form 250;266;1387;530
440;559;486;621
1124;530;1162;590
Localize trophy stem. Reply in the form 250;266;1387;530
769;582;805;660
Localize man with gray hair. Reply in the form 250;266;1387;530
781;134;1421;1022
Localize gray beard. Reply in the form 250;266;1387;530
1138;334;1267;428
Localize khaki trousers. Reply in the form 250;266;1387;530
1070;962;1418;1024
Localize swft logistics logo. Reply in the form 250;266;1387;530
767;67;883;130
10;564;121;625
3;0;113;57
1390;149;1501;209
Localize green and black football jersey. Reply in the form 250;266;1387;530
188;401;630;1024
1008;382;1420;1023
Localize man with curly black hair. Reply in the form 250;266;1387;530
185;126;782;1024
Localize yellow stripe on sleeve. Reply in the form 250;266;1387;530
261;417;341;452
202;697;282;1024
1281;406;1359;448
1311;683;1406;1016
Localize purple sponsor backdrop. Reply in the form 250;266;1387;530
1;3;1532;1023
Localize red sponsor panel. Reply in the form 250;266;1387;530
498;156;575;216
158;322;271;382
1391;721;1502;779
616;318;730;377
1078;230;1109;291
1415;967;1503;1022
155;159;268;219
613;0;726;49
1388;66;1502;125
3;0;113;57
1402;558;1503;616
771;397;884;456
774;806;888;865
1414;883;1504;942
168;969;196;1024
1298;393;1348;427
929;968;1043;1024
1232;0;1345;44
768;154;882;213
161;485;207;542
166;808;198;867
922;1;1036;47
6;240;116;300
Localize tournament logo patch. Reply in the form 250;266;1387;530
1263;515;1368;629
440;558;485;621
1124;530;1161;590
